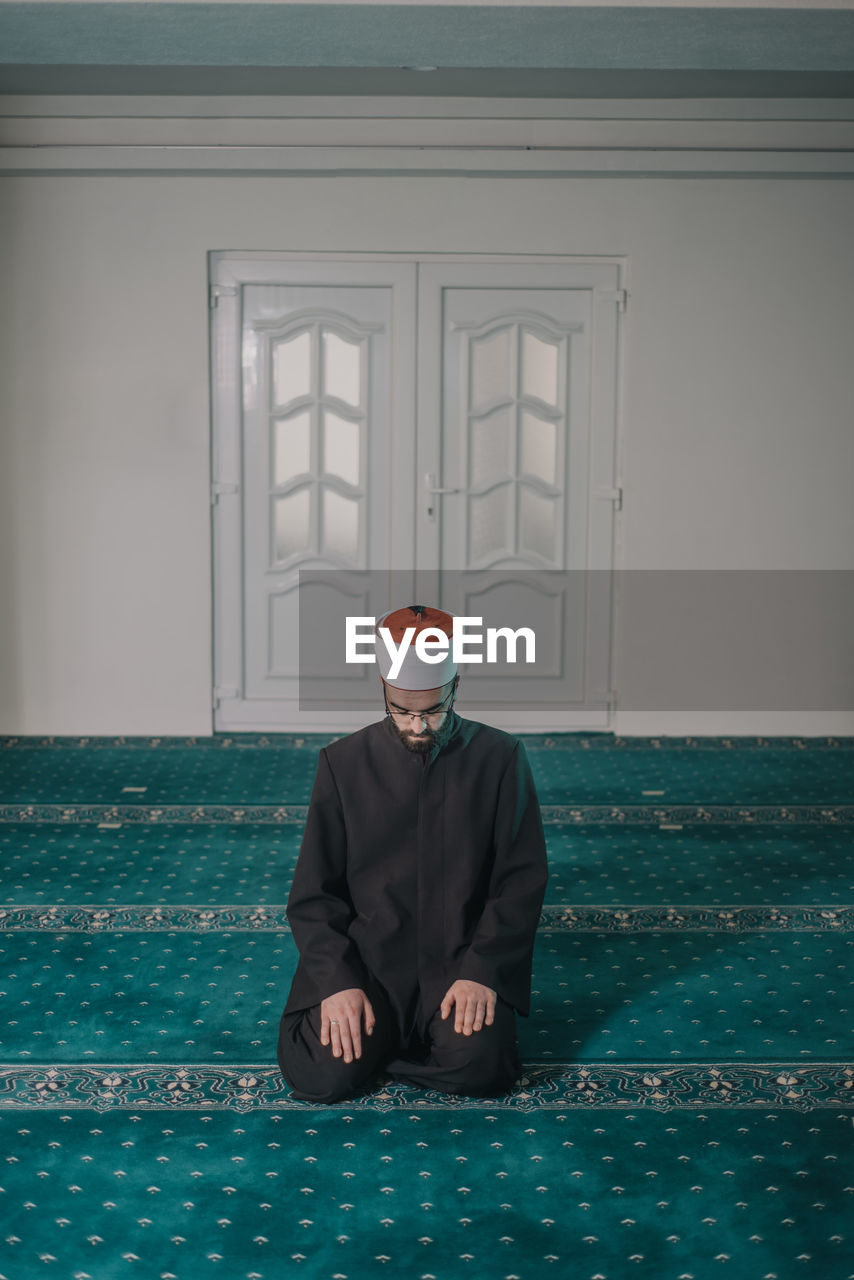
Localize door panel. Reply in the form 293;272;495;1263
211;256;415;728
417;263;618;718
242;283;392;700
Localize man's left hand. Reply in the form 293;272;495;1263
440;979;497;1034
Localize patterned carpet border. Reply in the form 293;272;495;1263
1;904;851;933
0;804;306;825
3;803;854;825
2;734;852;750
0;1063;850;1112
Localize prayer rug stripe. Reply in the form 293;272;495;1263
3;734;852;749
2;927;850;1062
2;803;854;824
1;904;851;931
2;1107;850;1280
0;1062;850;1112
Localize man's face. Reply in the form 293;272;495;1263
383;677;458;754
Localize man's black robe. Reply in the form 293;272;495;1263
283;711;549;1040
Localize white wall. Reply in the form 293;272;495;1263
1;171;852;735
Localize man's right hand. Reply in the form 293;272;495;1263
320;988;375;1063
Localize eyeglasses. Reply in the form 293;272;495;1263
383;683;456;725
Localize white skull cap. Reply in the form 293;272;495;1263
375;604;458;691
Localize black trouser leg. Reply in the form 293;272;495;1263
277;981;399;1104
384;995;522;1097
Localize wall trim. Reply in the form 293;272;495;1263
2;96;852;176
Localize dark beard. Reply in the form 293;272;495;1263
391;712;455;754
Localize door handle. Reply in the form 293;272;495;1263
425;472;462;521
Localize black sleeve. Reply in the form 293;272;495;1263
456;741;549;1017
285;747;368;1000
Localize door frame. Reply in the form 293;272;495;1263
209;250;627;732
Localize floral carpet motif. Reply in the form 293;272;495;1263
0;733;852;1280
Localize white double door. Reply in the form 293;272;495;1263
210;254;622;732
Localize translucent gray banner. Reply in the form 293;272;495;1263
297;569;854;712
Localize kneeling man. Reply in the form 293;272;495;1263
277;603;549;1103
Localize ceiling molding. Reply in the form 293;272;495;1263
4;93;854;116
1;0;852;7
0;4;853;99
6;113;854;146
3;66;854;97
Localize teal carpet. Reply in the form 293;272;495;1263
1;732;852;1280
